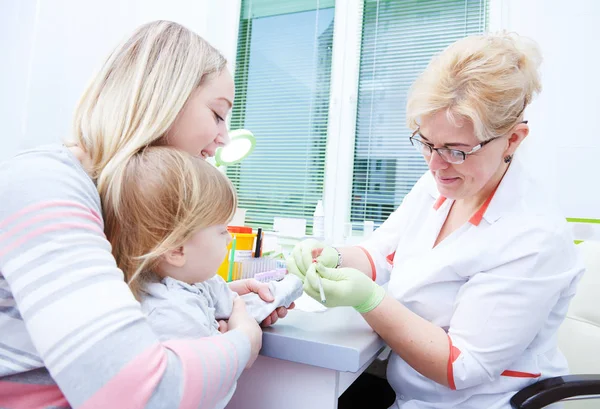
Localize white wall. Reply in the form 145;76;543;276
2;0;599;229
0;0;241;162
489;0;600;221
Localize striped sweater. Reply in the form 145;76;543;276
0;145;251;409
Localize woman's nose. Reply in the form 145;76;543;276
428;150;449;171
215;129;230;147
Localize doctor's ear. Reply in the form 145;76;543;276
504;121;529;160
163;246;187;268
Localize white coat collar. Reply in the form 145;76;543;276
430;156;526;226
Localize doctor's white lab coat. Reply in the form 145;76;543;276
359;159;585;409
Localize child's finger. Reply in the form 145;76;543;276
231;295;249;314
218;320;228;333
311;247;324;259
316;246;339;268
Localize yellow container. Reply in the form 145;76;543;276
217;229;256;281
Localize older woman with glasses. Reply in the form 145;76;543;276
287;33;584;409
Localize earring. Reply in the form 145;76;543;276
504;154;513;164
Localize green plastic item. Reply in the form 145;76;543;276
215;129;256;167
227;236;237;282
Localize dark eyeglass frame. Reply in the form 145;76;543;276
409;121;528;165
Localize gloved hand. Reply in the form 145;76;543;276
304;262;386;313
286;239;338;282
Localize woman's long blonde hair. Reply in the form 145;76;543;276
102;146;237;298
68;20;227;219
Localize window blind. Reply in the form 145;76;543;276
350;0;488;227
229;0;335;231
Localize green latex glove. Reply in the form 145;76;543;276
285;239;338;282
304;262;386;313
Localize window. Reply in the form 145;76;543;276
229;0;335;231
350;0;488;227
231;0;488;237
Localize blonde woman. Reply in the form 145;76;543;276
0;21;290;408
289;33;585;408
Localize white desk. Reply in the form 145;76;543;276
226;300;386;409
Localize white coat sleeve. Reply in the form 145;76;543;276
446;221;584;390
358;207;406;285
358;173;431;285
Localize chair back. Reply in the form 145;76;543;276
557;240;600;408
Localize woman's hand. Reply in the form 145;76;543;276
228;279;294;327
286;239;339;281
227;297;262;368
304;263;386;313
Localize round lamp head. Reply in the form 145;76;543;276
215;129;256;166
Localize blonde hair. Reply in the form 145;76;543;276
407;32;542;142
102;146;237;298
69;20;227;218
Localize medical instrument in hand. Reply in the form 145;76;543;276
312;259;327;304
306;263;385;313
317;275;326;304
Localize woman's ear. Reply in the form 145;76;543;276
505;122;529;157
163;246;186;268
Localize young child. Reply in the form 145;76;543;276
102;146;302;407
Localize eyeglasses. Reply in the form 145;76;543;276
409;132;497;165
408;121;528;165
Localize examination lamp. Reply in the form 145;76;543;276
214;129;256;167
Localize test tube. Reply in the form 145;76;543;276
317;275;326;304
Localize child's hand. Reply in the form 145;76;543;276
227;297;262;368
228;278;294;327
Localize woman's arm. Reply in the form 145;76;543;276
362;295;450;386
311;219;584;392
289;237;392;283
337;246;375;277
0;149;255;408
305;263;449;384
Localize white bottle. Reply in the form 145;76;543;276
313;200;325;238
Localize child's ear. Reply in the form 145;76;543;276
163;246;186;268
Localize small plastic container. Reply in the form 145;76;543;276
217;226;257;281
313;200;325;238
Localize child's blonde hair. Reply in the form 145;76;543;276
102;146;237;298
407;32;542;142
68;20;227;221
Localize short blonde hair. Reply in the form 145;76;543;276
407;32;542;142
69;20;227;218
102;146;237;298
